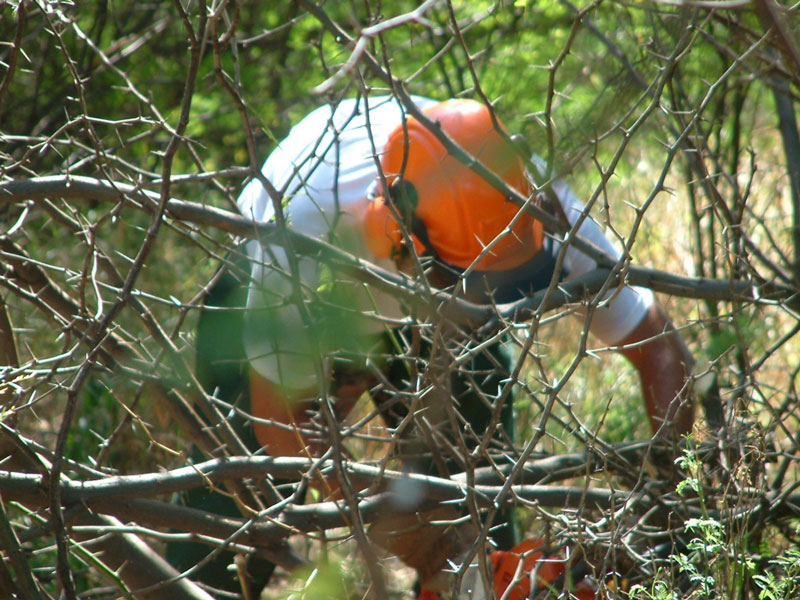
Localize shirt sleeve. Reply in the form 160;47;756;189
549;171;655;345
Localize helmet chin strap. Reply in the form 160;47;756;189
386;179;439;261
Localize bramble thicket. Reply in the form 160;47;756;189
0;1;799;599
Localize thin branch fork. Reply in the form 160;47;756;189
312;0;440;94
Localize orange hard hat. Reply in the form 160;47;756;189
363;99;543;271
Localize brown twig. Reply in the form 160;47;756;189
0;1;27;126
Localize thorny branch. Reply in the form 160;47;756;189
1;175;795;319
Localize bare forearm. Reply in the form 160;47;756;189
618;304;694;437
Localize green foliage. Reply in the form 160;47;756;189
667;444;800;599
274;559;362;600
673;444;740;599
628;574;679;600
753;550;800;600
65;377;118;465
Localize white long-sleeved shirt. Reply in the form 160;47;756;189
237;95;653;388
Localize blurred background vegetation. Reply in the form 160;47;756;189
1;0;799;599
